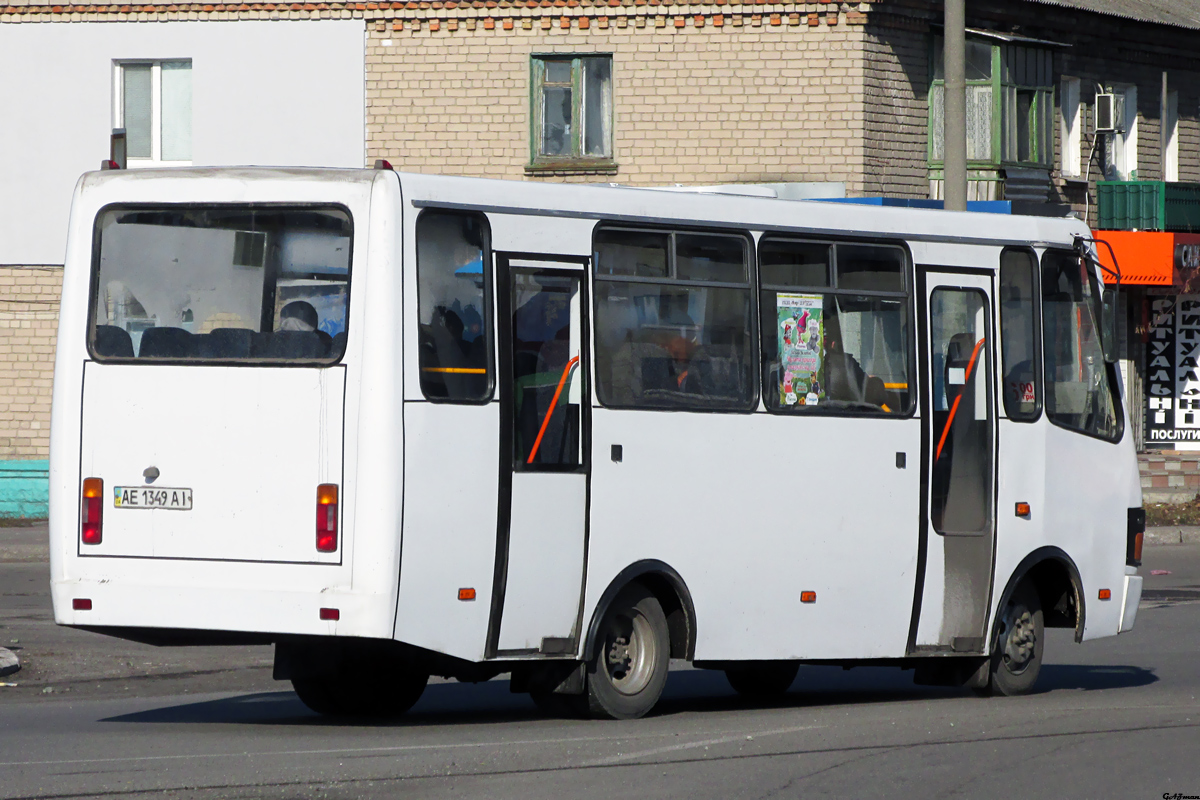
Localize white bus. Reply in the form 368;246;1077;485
50;167;1144;719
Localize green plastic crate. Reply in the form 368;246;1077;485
1097;181;1200;232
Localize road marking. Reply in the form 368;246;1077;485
581;724;822;766
0;725;816;770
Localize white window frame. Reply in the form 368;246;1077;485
112;59;192;168
1166;90;1179;182
1109;84;1138;180
1060;76;1082;177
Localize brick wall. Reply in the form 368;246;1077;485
366;17;874;192
0;266;62;460
862;15;930;198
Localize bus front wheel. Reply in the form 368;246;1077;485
586;583;670;720
984;582;1044;697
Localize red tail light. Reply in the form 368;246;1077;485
316;484;338;552
81;477;103;545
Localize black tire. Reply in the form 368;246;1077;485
984;582;1044;697
292;659;429;718
585;583;670;720
724;661;799;699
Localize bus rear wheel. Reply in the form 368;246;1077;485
984;582;1044;697
724;661;799;699
586;584;670;720
292;660;429;718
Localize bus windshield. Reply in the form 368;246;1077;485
89;205;351;363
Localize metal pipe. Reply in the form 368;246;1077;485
943;0;967;211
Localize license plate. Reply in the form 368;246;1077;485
113;486;193;510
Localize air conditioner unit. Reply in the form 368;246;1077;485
1094;93;1117;133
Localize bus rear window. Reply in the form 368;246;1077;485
89;205;351;363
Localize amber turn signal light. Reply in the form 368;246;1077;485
1015;502;1031;519
1099;589;1112;600
458;588;476;601
800;591;816;603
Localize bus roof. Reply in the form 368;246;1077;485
77;166;1090;250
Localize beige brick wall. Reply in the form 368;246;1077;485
0;266;62;460
366;19;870;192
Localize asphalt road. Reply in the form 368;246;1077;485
3;524;1200;799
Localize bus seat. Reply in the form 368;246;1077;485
330;332;347;359
94;325;134;358
316;330;333;356
194;327;254;358
865;375;888;408
259;330;325;359
138;327;194;358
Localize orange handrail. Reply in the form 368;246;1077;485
935;337;986;464
527;355;580;464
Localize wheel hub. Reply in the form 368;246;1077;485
604;612;656;696
1002;608;1036;674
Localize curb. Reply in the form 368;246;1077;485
1146;526;1200;545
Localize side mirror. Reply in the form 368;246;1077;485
1101;287;1119;363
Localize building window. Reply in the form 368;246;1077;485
530;55;613;168
929;39;1054;169
114;60;192;165
1060;77;1082;177
1107;84;1138;180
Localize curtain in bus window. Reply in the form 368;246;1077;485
416;211;491;402
999;249;1041;420
593;228;754;411
90;206;351;363
1041;250;1121;440
930;288;992;534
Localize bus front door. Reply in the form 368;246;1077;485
914;270;997;654
491;256;590;656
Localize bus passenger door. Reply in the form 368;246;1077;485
914;270;997;654
491;255;590;656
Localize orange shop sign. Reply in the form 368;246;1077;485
1095;230;1200;288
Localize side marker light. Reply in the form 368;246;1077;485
1015;502;1031;519
458;588;476;601
73;598;92;611
800;591;817;603
320;608;340;621
1099;589;1112;600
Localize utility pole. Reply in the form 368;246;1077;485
943;0;967;211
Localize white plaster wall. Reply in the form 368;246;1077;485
0;21;366;265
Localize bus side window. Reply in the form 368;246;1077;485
759;238;912;415
593;227;755;411
999;248;1042;421
415;211;492;402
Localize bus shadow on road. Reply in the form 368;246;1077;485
100;662;1158;727
1035;664;1157;692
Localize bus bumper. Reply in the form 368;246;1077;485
1119;569;1142;633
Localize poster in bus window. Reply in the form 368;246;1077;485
777;293;823;406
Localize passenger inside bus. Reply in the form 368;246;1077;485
277;301;319;332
